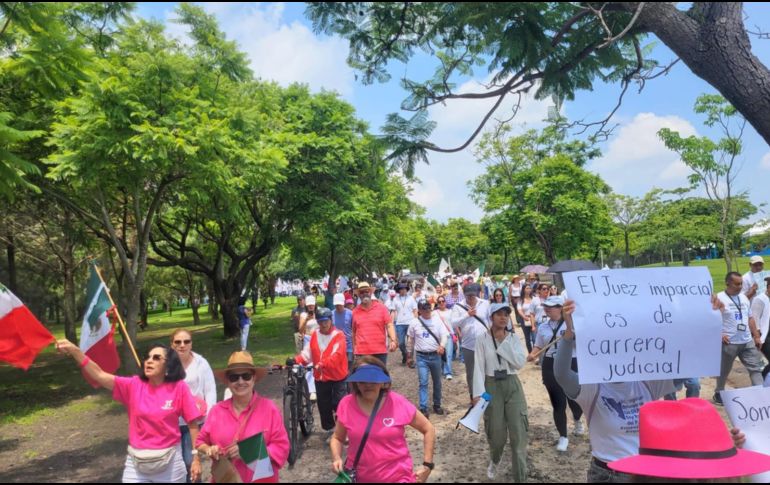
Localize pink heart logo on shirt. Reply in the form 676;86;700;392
382;418;395;427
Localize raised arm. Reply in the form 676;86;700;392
56;339;116;391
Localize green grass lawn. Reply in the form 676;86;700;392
0;296;306;425
641;256;754;289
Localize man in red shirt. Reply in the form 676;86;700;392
352;282;397;365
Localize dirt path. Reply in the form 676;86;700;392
0;331;753;483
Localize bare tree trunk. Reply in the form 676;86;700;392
6;233;17;293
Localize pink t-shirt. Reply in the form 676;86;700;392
113;376;203;449
196;392;289;483
352;300;391;355
336;391;417;483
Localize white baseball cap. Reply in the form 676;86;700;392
305;295;316;306
750;256;765;265
333;293;345;306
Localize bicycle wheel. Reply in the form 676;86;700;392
283;388;298;466
299;377;315;437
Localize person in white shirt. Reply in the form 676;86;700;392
752;275;770;378
392;282;418;365
407;301;448;417
432;296;456;379
526;296;584;453
528;283;552;355
170;329;217;482
714;271;764;405
742;255;765;300
472;302;528;481
553;300;676;483
450;283;490;402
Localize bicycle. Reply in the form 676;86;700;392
283;358;316;466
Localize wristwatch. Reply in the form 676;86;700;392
422;461;435;470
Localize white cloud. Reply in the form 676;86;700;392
589;113;698;195
761;152;770;170
166;3;355;96
408;178;445;209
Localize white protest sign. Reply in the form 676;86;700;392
563;267;721;384
752;270;770;295
722;386;770;483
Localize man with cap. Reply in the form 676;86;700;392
407;301;449;417
743;255;766;300
392;282;419;366
473;302;528;481
450;282;491;402
352;282;398;365
714;272;765;405
295;307;349;438
333;293;354;370
527;295;584;452
443;279;465;309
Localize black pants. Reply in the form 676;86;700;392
316;380;348;431
762;339;770;378
521;325;534;353
542;356;583;438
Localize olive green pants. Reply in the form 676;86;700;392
484;374;529;482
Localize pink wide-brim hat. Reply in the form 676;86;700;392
609;398;770;479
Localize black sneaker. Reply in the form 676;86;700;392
420;407;429;418
713;392;723;406
433;406;445;415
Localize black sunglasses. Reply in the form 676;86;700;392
146;354;165;362
173;339;192;345
227;372;254;383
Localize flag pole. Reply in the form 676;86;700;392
91;263;142;369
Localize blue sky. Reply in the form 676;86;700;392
135;3;770;226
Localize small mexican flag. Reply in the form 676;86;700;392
80;265;120;387
238;432;273;481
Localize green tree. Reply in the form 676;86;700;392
307;3;770;171
658;94;748;272
606;190;661;267
46;18;245;366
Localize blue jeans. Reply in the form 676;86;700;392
240;323;250;350
664;378;701;400
443;339;454;376
417;352;443;410
180;425;192;482
396;325;409;362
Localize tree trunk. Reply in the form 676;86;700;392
624;230;631;268
191;303;201;326
6;233;17;293
62;266;77;342
638;3;770;147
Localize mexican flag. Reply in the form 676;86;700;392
238;432;273;481
0;283;55;370
472;262;486;282
80;265;120;386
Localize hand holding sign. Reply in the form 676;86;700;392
563;267;721;384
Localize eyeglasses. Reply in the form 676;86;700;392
146;354;165;362
173;339;192;345
437;300;446;304
227;372;254;383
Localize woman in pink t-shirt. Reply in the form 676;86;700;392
331;356;436;483
196;351;289;483
57;340;204;483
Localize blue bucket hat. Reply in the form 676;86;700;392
543;295;564;307
346;364;392;384
489;302;512;317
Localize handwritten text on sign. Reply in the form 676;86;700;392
722;386;770;483
563;267;721;384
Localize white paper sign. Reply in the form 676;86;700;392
563;267;722;384
722;386;770;483
752;271;770;295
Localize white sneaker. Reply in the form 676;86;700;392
445;374;453;380
487;459;500;479
309;392;317;402
556;436;569;452
574;420;585;436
